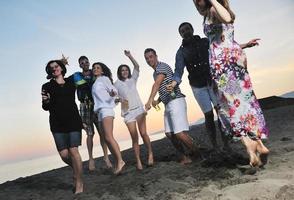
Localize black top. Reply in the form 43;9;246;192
175;35;211;88
42;76;83;133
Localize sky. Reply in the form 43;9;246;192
0;0;293;165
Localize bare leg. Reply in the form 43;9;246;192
175;132;195;152
96;122;112;168
126;121;143;170
102;117;125;174
86;135;95;171
136;114;154;166
165;132;191;164
69;147;83;194
58;149;76;185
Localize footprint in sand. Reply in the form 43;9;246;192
275;185;294;200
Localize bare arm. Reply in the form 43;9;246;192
124;50;139;72
145;74;165;111
210;0;232;23
240;38;260;49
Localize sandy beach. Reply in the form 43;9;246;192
1;97;294;200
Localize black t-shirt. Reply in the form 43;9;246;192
42;76;83;133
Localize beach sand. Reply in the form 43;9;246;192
1;97;294;200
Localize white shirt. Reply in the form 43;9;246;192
92;76;118;112
114;69;143;116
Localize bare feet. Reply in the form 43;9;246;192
256;140;269;166
248;150;260;167
241;136;261;167
137;161;143;171
114;160;125;175
147;153;154;166
180;155;192;165
104;158;113;169
88;159;96;171
74;181;83;194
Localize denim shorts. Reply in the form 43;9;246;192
191;85;219;114
52;131;82;151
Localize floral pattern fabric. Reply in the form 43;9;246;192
204;21;268;140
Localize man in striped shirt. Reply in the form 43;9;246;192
144;48;199;164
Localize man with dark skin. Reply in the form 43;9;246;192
167;22;260;150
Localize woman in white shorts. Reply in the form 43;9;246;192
114;50;154;170
92;62;125;175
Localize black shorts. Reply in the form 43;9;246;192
52;131;82;151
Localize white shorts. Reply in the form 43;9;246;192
191;85;219;114
97;108;115;122
123;106;146;124
164;97;189;134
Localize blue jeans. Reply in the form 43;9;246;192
52;131;82;151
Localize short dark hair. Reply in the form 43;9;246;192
117;64;131;81
78;56;89;64
45;60;67;79
144;48;157;56
178;22;194;33
92;62;113;84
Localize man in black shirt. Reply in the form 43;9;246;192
167;22;259;150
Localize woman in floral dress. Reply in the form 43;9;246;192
193;0;269;167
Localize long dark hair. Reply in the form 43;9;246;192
117;64;131;81
45;60;67;79
92;62;113;84
195;0;235;23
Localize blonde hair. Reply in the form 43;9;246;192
194;0;235;23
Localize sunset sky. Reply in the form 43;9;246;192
0;0;293;165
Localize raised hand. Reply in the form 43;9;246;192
61;54;69;65
246;39;260;48
124;50;131;57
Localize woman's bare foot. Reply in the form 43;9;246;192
256;140;269;166
147;153;154;166
88;159;96;171
248;150;260;167
74;181;83;194
114;160;125;175
242;136;260;167
180;155;192;165
137;161;143;171
104;158;113;169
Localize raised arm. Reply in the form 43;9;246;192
124;50;139;72
145;74;165;111
209;0;232;23
240;38;260;49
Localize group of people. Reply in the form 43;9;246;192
41;0;270;194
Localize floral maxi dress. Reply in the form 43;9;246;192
204;20;269;140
